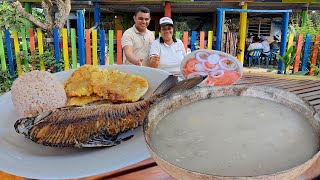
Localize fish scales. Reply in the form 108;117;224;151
26;100;151;147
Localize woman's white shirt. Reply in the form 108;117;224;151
149;38;186;73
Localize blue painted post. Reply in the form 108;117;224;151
94;2;101;63
99;30;106;65
191;31;196;52
77;10;85;66
53;28;61;72
302;34;311;71
94;2;101;27
278;12;289;74
5;29;15;76
216;9;223;51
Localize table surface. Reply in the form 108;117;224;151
2;72;320;180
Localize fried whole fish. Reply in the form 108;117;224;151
14;75;206;148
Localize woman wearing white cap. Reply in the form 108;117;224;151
149;17;186;75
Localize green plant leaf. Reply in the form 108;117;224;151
292;71;308;75
276;54;285;63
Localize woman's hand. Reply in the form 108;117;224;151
149;55;160;68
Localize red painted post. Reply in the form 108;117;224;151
117;30;123;65
293;34;303;73
310;35;320;76
28;28;36;70
183;32;188;52
200;31;205;49
85;29;91;65
164;1;171;18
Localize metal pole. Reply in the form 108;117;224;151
301;8;308;27
94;2;101;27
278;12;290;74
237;2;247;64
216;9;223;51
164;1;171;18
77;10;85;66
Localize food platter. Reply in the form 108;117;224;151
0;65;170;179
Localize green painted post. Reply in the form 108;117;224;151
71;28;77;69
21;28;29;72
175;31;181;39
124;14;129;30
301;9;308;27
108;30;114;65
23;3;32;13
0;31;6;71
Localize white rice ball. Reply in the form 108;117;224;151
11;70;67;117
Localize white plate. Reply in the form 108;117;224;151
0;65;170;179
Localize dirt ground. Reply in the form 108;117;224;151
243;66;320;81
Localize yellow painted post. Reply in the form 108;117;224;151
37;28;45;71
92;29;98;66
236;2;248;64
62;28;69;70
287;33;294;72
287;33;294;57
207;31;213;50
13;31;22;76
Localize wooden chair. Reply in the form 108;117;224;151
248;49;263;68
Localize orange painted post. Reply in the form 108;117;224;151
164;1;171;18
117;30;122;65
183;32;188;52
85;29;91;65
293;34;303;73
200;31;205;49
29;28;36;70
310;35;320;76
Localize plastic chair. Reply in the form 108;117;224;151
248;49;263;67
264;48;279;68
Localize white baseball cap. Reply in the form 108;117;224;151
159;17;174;27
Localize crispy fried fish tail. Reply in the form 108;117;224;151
150;75;207;102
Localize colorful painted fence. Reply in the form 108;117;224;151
292;33;320;75
0;27;217;76
0;27;319;77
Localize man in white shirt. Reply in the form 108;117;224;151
247;36;263;55
260;35;270;56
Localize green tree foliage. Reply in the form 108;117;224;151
292;11;320;41
276;46;296;74
0;70;15;94
0;1;32;31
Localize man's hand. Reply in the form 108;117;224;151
123;45;143;66
134;58;143;66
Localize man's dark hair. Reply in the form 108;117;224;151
253;36;260;42
135;6;150;16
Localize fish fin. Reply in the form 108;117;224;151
77;132;134;148
163;75;207;96
151;75;207;99
151;75;179;97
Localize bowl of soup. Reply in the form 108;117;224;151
180;50;243;86
143;85;320;179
